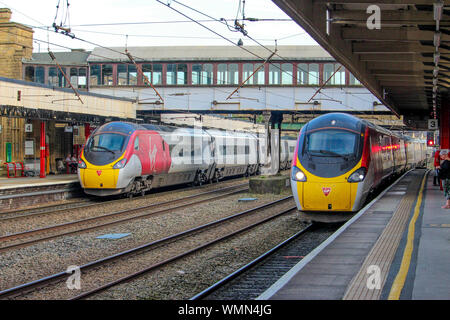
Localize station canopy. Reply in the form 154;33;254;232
273;0;449;129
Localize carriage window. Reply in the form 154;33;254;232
134;136;139;150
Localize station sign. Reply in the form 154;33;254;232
25;123;33;132
428;119;439;130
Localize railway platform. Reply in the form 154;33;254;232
258;169;450;300
0;174;81;212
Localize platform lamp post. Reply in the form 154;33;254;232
40;121;46;178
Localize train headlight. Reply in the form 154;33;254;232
348;167;367;183
292;166;307;182
113;158;127;169
78;159;87;169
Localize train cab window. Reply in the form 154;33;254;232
306;129;358;157
87;133;127;153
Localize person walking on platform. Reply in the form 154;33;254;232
438;150;450;209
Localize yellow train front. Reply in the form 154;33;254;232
291;113;373;223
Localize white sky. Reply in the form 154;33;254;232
0;0;317;52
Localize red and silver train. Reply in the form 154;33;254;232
78;122;296;196
290;113;427;222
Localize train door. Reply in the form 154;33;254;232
370;131;383;186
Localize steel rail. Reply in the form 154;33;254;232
190;222;315;300
0;183;248;252
0;196;293;299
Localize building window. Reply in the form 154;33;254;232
192;63;213;85
217;64;227;85
153;64;162;85
117;64;128;85
269;63;281;85
25;66;34;82
242;63;264;85
297;63;308;85
217;63;238;85
349;73;361;86
242;63;253;85
333;64;345;85
324;63;345;85
24;66;45;84
141;64;162;85
281;63;293;85
323;63;334;85
129;64;137;85
102;64;113;86
167;63;187;85
35;67;45;84
70;68;79;87
90;64;101;86
142;64;152;84
48;67;58;86
309;63;319;85
78;68;87;88
228;64;238;85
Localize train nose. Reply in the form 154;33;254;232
81;168;118;189
302;182;352;211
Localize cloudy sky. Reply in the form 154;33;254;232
0;0;317;52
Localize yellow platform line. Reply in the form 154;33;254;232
388;171;428;300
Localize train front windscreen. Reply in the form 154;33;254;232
84;133;129;166
299;128;363;178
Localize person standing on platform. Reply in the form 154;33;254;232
438;150;450;209
433;148;442;187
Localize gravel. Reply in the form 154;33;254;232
0;182;299;300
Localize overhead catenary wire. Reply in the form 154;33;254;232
0;2;377;116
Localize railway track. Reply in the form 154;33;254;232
0;177;250;222
0;196;296;300
191;223;340;300
0;183;249;252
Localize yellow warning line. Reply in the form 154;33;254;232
388;171;428;300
